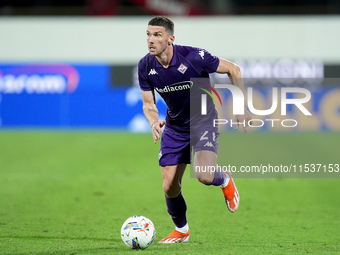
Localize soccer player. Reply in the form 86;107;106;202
138;16;251;243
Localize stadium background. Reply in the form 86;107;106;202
0;1;340;131
0;1;339;254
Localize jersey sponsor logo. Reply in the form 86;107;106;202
199;50;205;59
177;64;188;74
148;69;158;75
154;81;193;93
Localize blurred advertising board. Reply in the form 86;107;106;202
0;63;166;131
0;63;339;132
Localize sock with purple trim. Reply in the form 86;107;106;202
206;168;229;186
165;192;187;229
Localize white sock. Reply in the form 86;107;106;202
220;174;230;188
176;223;189;234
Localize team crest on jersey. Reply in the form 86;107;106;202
177;64;188;74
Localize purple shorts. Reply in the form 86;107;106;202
159;126;219;166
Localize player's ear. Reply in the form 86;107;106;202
168;35;175;45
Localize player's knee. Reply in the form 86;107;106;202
197;177;213;185
195;171;214;185
162;181;171;194
163;181;181;198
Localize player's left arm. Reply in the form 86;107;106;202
216;58;252;133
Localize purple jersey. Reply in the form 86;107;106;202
138;44;219;133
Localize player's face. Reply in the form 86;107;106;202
146;26;174;56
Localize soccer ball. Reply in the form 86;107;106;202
120;215;156;249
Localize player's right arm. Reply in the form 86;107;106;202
216;58;252;133
141;90;166;144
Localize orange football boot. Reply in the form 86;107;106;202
158;229;190;243
221;171;240;212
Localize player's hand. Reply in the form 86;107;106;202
234;110;252;133
151;120;166;144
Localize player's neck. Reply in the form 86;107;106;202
156;44;173;69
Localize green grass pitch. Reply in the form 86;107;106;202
0;131;339;254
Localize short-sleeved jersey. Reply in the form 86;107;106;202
138;44;219;134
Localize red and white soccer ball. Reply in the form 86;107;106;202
120;215;156;249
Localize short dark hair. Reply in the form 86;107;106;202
148;16;174;35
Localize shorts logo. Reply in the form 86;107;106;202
159;150;162;159
177;64;188;74
204;142;214;148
